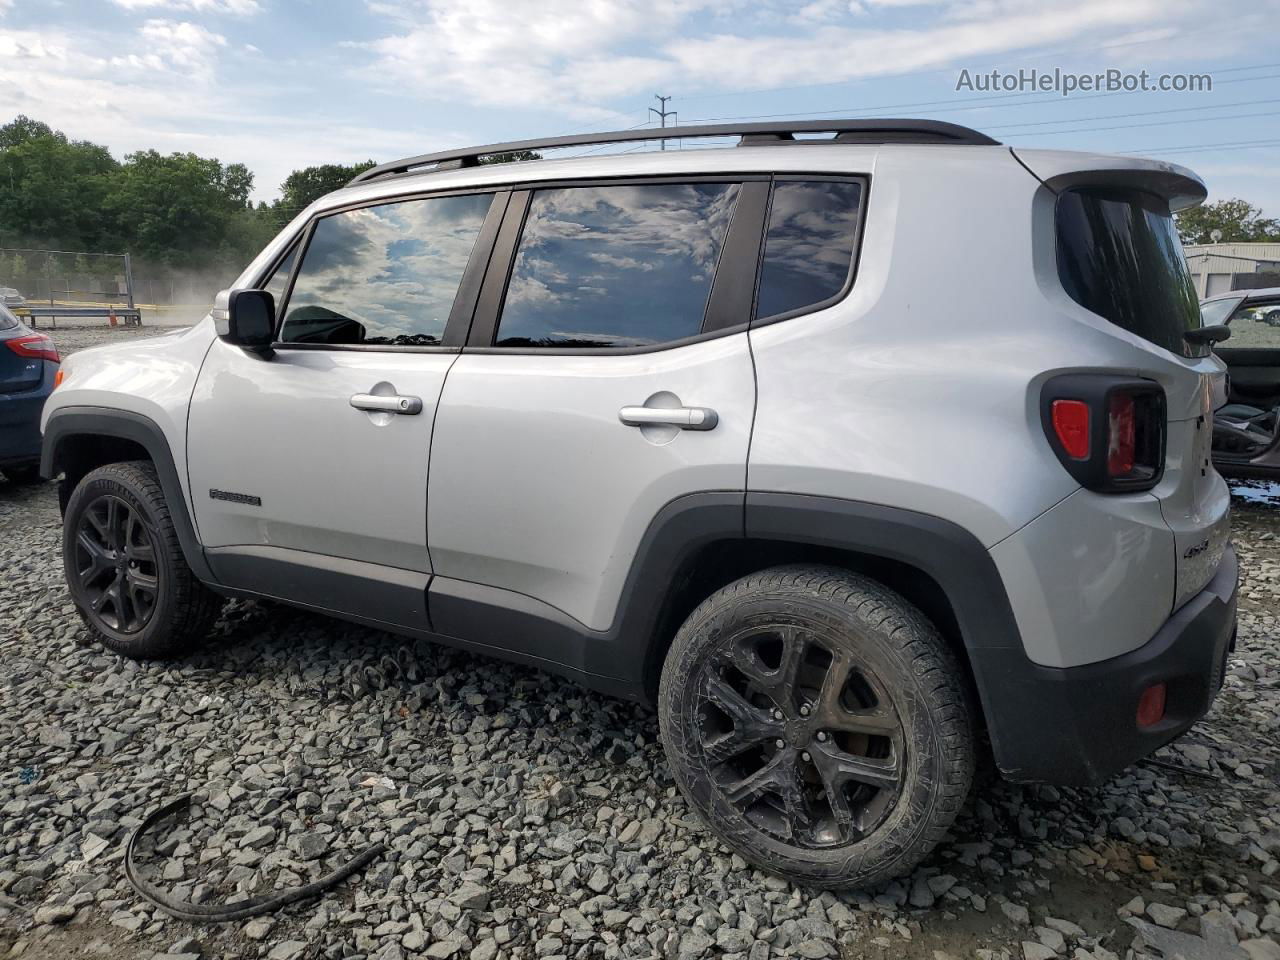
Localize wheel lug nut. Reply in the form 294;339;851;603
816;732;828;742
801;751;811;762
773;709;783;720
799;704;811;717
775;739;785;749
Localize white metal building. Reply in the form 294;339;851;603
1184;243;1280;297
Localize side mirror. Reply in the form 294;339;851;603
216;289;276;357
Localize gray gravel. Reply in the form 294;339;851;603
1;326;1279;960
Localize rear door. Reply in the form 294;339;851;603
425;178;766;652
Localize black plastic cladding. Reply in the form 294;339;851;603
349;119;1000;185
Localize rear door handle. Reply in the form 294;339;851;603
618;405;718;430
350;393;422;415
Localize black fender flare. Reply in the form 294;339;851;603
41;406;218;584
606;491;1033;776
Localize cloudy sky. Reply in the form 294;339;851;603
2;0;1279;213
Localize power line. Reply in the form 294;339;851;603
1119;137;1280;156
984;96;1280;131
998;107;1280;139
677;66;1280;126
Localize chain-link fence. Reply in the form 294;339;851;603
0;247;134;308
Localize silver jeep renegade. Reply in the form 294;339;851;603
41;119;1237;888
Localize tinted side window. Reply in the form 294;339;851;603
757;180;862;320
280;193;492;346
1056;188;1200;358
0;305;16;331
496;183;741;348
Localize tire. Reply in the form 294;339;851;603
62;460;223;659
659;564;975;889
2;463;42;485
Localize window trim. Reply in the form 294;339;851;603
750;174;869;330
465;175;772;356
260;186;509;355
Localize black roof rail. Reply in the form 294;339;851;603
348;118;999;186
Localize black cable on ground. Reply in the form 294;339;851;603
124;793;387;923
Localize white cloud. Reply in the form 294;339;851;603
111;0;261;14
355;0;1243;115
107;20;227;78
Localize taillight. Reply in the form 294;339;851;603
1107;394;1135;477
1042;375;1165;492
6;334;59;363
1050;400;1090;459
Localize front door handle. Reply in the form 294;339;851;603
619;405;718;431
350;393;422;415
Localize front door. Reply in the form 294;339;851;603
425;180;766;652
187;189;501;626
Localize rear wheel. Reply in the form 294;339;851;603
63;461;223;659
659;564;975;889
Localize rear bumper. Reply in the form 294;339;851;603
976;544;1238;786
0;374;53;466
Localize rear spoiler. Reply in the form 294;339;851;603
1012;148;1207;212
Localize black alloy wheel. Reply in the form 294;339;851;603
72;493;160;634
697;624;903;848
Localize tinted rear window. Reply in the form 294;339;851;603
1056;188;1201;358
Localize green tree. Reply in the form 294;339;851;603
0;115;56;149
1176;198;1280;244
480;150;541;165
277;161;377;217
104;150;260;268
0;118;119;251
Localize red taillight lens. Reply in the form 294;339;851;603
7;334;59;363
1051;399;1091;459
1136;682;1167;728
1108;394;1136;477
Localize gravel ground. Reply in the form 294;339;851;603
1;326;1279;960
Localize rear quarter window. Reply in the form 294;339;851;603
756;179;862;321
0;305;18;331
1055;187;1201;358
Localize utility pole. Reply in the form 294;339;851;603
650;95;676;150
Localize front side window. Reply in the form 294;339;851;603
757;180;862;320
261;242;298;310
1056;188;1201;358
280;193;493;346
496;182;741;348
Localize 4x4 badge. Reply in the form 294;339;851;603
1183;539;1210;560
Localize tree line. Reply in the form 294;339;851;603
0;115;377;287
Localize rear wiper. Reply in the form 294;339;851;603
1186;324;1231;347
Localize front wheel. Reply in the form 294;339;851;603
62;461;224;659
659;564;976;889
